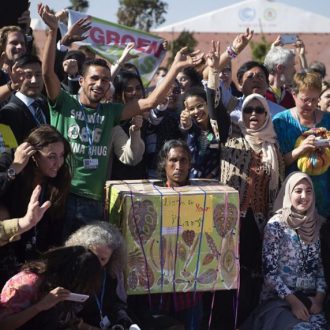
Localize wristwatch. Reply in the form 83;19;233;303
7;167;16;181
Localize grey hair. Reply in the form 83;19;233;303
65;221;126;278
264;46;295;74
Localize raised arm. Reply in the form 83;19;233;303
112;115;145;165
206;41;230;143
202;28;254;81
121;47;204;120
111;42;138;80
219;28;254;71
38;4;61;102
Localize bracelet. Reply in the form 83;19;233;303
231;45;239;55
226;46;238;59
6;80;15;92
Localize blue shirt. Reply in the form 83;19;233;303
273;109;330;218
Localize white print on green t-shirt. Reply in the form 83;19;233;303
70;109;105;125
70;142;108;157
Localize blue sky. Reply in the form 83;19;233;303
30;0;329;27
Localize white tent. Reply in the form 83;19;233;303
31;18;47;30
154;0;330;33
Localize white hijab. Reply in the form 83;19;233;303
238;93;280;194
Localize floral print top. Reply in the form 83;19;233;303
0;271;41;319
261;214;326;302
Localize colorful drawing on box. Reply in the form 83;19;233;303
128;199;157;244
213;203;239;237
106;180;240;294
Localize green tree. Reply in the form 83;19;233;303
117;0;168;32
249;35;271;63
68;0;89;12
167;30;197;65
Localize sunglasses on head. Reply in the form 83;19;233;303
243;106;266;114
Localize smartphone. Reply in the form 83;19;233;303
64;293;89;302
280;34;297;45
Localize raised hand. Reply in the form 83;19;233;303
17;9;31;32
271;35;282;48
173;47;204;70
119;42;138;64
206;40;221;70
180;109;192;130
295;37;306;56
19;185;51;232
12;142;36;175
62;59;79;77
38;3;58;31
62;17;92;46
130;115;143;131
232;28;254;54
9;62;25;91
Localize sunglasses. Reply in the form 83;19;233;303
243;106;266;114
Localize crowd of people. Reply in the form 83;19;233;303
0;2;329;330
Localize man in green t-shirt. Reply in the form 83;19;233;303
39;4;203;237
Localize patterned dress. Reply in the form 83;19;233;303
262;215;328;329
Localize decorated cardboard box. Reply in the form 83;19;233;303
105;179;239;295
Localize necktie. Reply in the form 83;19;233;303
32;99;45;125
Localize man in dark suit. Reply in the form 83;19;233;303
0;54;49;143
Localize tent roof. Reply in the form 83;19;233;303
154;0;330;33
31;18;47;30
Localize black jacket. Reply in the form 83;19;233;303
0;94;50;144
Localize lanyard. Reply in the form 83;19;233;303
79;102;100;158
95;270;106;320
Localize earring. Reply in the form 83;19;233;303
32;156;39;167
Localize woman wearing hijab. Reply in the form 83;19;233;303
241;171;327;329
209;93;284;328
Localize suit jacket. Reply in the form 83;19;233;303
0;94;50;144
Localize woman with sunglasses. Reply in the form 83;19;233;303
213;93;283;328
273;72;330;219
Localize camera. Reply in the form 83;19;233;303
314;139;330;147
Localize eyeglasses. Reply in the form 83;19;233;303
243;106;266;114
297;94;318;104
245;72;266;81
